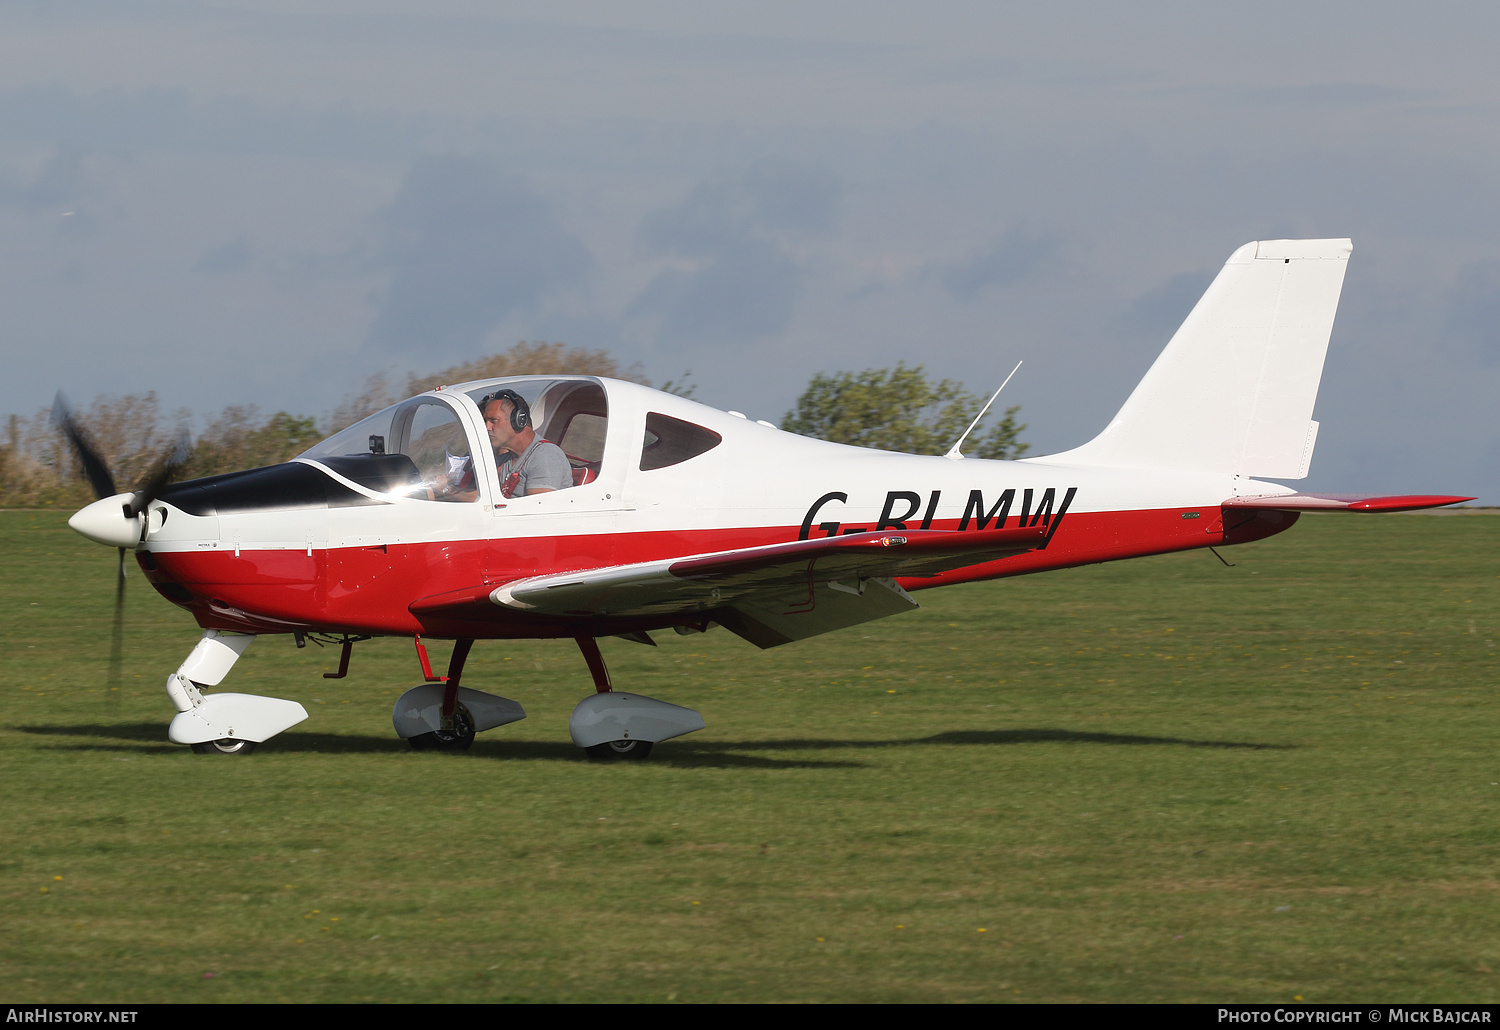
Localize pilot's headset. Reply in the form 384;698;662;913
480;389;531;432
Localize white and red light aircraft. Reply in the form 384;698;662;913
63;238;1471;758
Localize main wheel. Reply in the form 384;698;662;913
190;738;257;755
407;703;476;751
585;739;654;761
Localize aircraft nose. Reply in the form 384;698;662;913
68;492;144;548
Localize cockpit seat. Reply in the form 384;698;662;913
567;455;599;486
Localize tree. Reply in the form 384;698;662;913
1;392;192;509
182;408;322;479
782;363;1028;459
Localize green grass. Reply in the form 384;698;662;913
2;509;1497;1003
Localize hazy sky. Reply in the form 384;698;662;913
3;2;1497;501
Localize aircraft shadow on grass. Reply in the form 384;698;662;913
16;722;1293;770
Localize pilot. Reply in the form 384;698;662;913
427;390;573;501
483;390;574;497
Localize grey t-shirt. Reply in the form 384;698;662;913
497;439;574;497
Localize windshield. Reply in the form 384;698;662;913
297;396;473;500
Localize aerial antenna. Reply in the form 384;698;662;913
945;360;1022;460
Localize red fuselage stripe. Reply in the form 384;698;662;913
139;505;1296;638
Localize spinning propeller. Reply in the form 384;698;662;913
53;393;191;693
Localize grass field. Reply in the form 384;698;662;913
1;509;1497;1003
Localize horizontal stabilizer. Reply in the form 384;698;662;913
1224;493;1473;513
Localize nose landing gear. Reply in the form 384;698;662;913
166;631;309;755
190;737;258;756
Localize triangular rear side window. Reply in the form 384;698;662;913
640;413;722;471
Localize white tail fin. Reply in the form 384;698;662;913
1041;239;1352;479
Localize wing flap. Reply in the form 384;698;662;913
714;576;919;649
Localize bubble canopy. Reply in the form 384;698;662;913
296;378;610;500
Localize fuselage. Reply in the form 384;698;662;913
125;376;1296;640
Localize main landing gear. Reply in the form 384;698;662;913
566;637;703;761
393;635;705;760
406;703;477;751
585;739;653;761
391;640;526;751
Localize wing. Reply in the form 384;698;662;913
411;525;1047;648
1224;492;1473;513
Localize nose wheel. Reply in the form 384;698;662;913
190;738;258;756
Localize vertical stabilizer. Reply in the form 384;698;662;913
1040;239;1351;479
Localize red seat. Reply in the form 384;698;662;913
567;454;599;486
